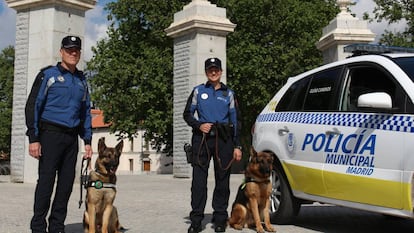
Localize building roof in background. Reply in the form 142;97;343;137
91;109;111;128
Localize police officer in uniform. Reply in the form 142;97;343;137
25;35;93;233
183;57;242;233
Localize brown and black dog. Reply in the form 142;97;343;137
83;137;124;233
228;148;276;233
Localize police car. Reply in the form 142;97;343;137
251;44;414;223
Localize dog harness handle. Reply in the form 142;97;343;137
88;180;117;189
79;158;90;209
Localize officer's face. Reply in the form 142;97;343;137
206;67;222;83
60;47;81;68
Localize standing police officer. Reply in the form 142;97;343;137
183;57;242;233
25;35;93;233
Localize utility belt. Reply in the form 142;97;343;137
194;123;234;139
40;121;79;136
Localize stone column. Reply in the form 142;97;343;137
6;0;96;183
316;0;375;63
166;0;236;178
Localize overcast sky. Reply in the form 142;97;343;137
0;0;407;61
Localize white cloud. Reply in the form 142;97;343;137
0;1;16;49
84;4;111;61
349;0;407;42
0;1;110;61
84;23;109;60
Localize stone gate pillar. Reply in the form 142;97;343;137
316;0;375;63
6;0;96;183
166;0;236;178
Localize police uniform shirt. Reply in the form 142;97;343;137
25;62;92;145
183;82;240;146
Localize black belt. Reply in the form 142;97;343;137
193;123;234;143
40;121;79;135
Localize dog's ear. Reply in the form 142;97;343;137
249;146;258;162
116;140;124;155
250;147;257;157
98;137;106;154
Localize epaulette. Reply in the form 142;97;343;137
40;65;53;72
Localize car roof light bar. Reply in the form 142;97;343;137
344;44;414;56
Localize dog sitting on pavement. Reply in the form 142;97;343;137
228;148;276;233
83;137;124;233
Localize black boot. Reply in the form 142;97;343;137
188;224;202;233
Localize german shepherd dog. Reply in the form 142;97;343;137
228;148;276;233
83;137;124;233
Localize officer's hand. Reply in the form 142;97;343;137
199;123;213;134
83;144;93;159
29;142;41;160
233;148;242;161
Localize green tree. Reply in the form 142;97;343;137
220;0;338;147
87;0;191;154
367;0;414;47
0;46;14;155
88;0;338;155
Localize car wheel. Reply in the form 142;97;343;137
269;162;301;224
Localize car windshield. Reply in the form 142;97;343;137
393;57;414;82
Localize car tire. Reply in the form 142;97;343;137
269;161;301;224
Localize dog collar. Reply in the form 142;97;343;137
94;170;111;177
243;176;270;185
240;177;253;190
89;180;117;189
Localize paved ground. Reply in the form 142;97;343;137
1;174;414;233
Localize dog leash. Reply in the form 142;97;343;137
196;126;234;170
79;158;90;209
213;125;235;170
196;133;211;168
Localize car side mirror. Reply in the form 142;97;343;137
357;92;392;109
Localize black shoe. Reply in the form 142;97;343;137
188;225;202;233
214;224;226;232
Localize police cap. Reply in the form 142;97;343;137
61;36;81;49
205;57;222;71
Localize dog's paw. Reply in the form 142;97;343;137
256;226;265;233
231;224;243;230
265;225;276;232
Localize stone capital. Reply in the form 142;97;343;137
6;0;96;11
166;15;236;38
165;0;236;38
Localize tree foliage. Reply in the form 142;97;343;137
368;0;414;47
0;46;14;155
88;0;338;154
218;0;338;146
87;0;190;154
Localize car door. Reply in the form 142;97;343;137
323;63;408;209
275;66;344;197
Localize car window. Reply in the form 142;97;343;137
393;57;414;81
276;67;342;112
276;77;310;111
341;64;413;113
303;67;342;111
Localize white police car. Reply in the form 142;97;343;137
252;44;414;223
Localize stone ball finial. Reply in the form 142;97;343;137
337;0;352;13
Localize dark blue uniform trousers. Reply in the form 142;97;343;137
190;133;233;227
30;130;78;233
